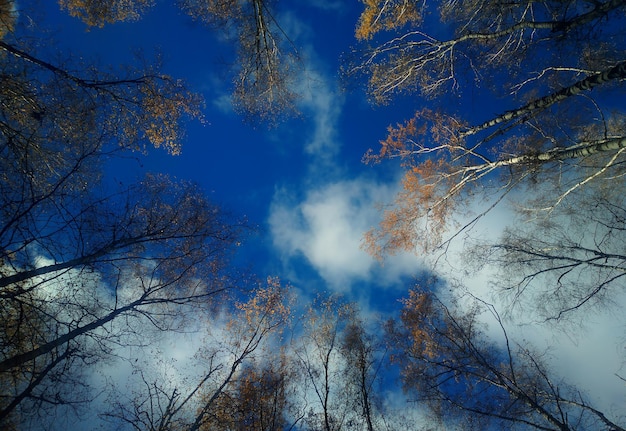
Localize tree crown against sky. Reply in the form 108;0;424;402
0;0;625;430
387;286;626;431
351;1;626;350
54;0;301;123
355;0;626;258
0;1;243;426
350;1;626;427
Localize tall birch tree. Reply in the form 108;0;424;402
352;0;626;257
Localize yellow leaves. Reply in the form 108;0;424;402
233;277;291;333
58;0;155;27
138;77;204;155
363;109;474;259
364;158;456;259
400;288;438;359
0;0;16;39
178;0;242;25
356;0;423;40
201;356;290;431
355;0;381;40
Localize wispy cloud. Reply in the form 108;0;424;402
300;0;345;12
297;67;343;164
275;10;345;171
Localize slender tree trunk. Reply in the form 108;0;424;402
0;346;74;420
361;362;375;431
461;60;626;138
0;234;165;293
0;299;140;372
481;136;626;170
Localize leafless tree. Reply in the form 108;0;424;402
386;285;626;431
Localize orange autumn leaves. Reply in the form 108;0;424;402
396;288;439;360
137;76;204;156
58;0;154;27
363;110;469;258
235;277;291;331
355;0;423;40
202;360;291;431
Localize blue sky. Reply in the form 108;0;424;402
38;1;421;299
20;1;626;428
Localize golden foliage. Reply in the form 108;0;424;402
236;277;290;328
225;277;292;351
356;0;423;40
178;0;242;25
201;355;291;431
0;0;16;39
58;0;155;27
398;288;438;359
136;76;204;155
0;40;203;156
363;111;463;258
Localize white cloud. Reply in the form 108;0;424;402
296;67;343;161
269;177;418;292
212;92;234;114
266;12;420;293
275;11;344;169
431;198;626;418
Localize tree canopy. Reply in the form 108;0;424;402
355;0;626;256
1;0;625;430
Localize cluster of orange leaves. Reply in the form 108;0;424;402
58;0;154;27
355;0;423;40
235;277;290;329
138;76;204;155
178;0;242;25
202;356;290;431
399;289;439;359
364;111;461;258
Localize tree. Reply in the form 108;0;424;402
386;285;626;431
339;314;386;431
471;175;626;322
1;1;294;428
99;279;292;431
0;10;225;423
353;0;626;102
293;295;353;431
0;39;202;157
0;5;222;425
56;0;300;122
192;277;292;431
179;0;299;123
0;174;243;426
200;355;293;431
352;0;626;257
